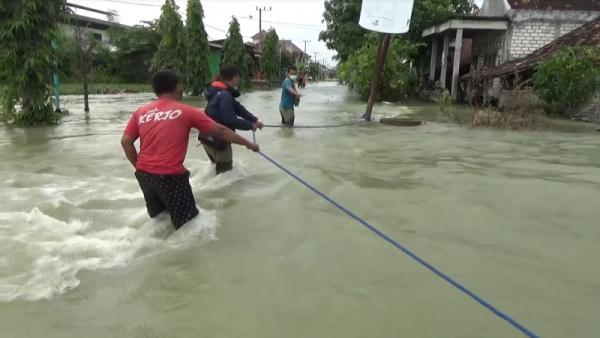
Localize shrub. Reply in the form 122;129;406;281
337;37;423;101
533;46;600;116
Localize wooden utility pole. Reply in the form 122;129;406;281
256;6;271;32
313;51;318;82
302;40;310;63
363;33;392;121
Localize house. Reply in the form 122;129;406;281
278;39;309;63
251;30;310;63
64;3;129;47
422;0;600;101
64;14;128;47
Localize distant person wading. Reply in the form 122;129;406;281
279;66;302;127
199;64;264;174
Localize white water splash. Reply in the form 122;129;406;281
0;206;218;302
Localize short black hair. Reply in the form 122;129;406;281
151;70;180;96
288;66;297;72
219;64;239;81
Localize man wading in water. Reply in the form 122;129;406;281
199;64;263;174
279;66;302;127
121;70;259;230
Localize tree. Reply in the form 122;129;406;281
261;29;279;85
110;22;161;83
0;0;66;125
319;0;474;62
71;18;100;112
319;0;368;62
337;38;422;101
407;0;474;41
533;46;600;116
222;18;251;88
151;0;184;73
184;0;211;95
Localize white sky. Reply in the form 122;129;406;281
70;0;487;67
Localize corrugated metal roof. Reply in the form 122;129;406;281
507;0;600;11
471;17;600;79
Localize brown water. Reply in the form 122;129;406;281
1;83;599;338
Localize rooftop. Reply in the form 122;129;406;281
422;16;509;37
507;0;600;11
67;13;129;30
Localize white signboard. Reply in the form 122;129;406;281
359;0;415;34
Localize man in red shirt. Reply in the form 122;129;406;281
121;70;259;230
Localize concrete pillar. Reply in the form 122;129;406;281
429;38;438;81
440;32;450;89
451;28;463;100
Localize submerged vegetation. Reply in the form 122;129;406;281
442;89;552;130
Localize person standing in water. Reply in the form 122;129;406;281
279;66;301;127
199;64;263;174
121;70;259;230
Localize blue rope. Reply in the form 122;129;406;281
252;131;538;338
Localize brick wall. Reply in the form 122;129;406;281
507;10;599;60
509;20;558;59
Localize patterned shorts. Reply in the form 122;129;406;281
135;170;199;230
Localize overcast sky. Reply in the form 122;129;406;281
70;0;486;66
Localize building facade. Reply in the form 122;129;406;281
423;0;600;100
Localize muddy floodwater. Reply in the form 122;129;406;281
1;83;599;338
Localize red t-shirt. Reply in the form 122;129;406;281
124;98;215;175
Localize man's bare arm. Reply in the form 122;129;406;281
207;123;259;152
121;134;138;168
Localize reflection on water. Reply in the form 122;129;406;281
0;83;599;338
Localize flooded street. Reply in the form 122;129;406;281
1;82;599;337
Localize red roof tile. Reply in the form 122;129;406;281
507;0;600;11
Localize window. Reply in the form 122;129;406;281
92;33;102;42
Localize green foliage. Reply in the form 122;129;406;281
321;0;473;94
319;0;368;62
320;0;473;62
533;46;600;116
0;0;66;125
151;0;184;73
184;0;211;95
245;53;255;85
407;0;474;41
110;22;161;83
337;38;422;101
222;18;251;88
261;29;279;85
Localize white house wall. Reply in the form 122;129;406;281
62;24;112;47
